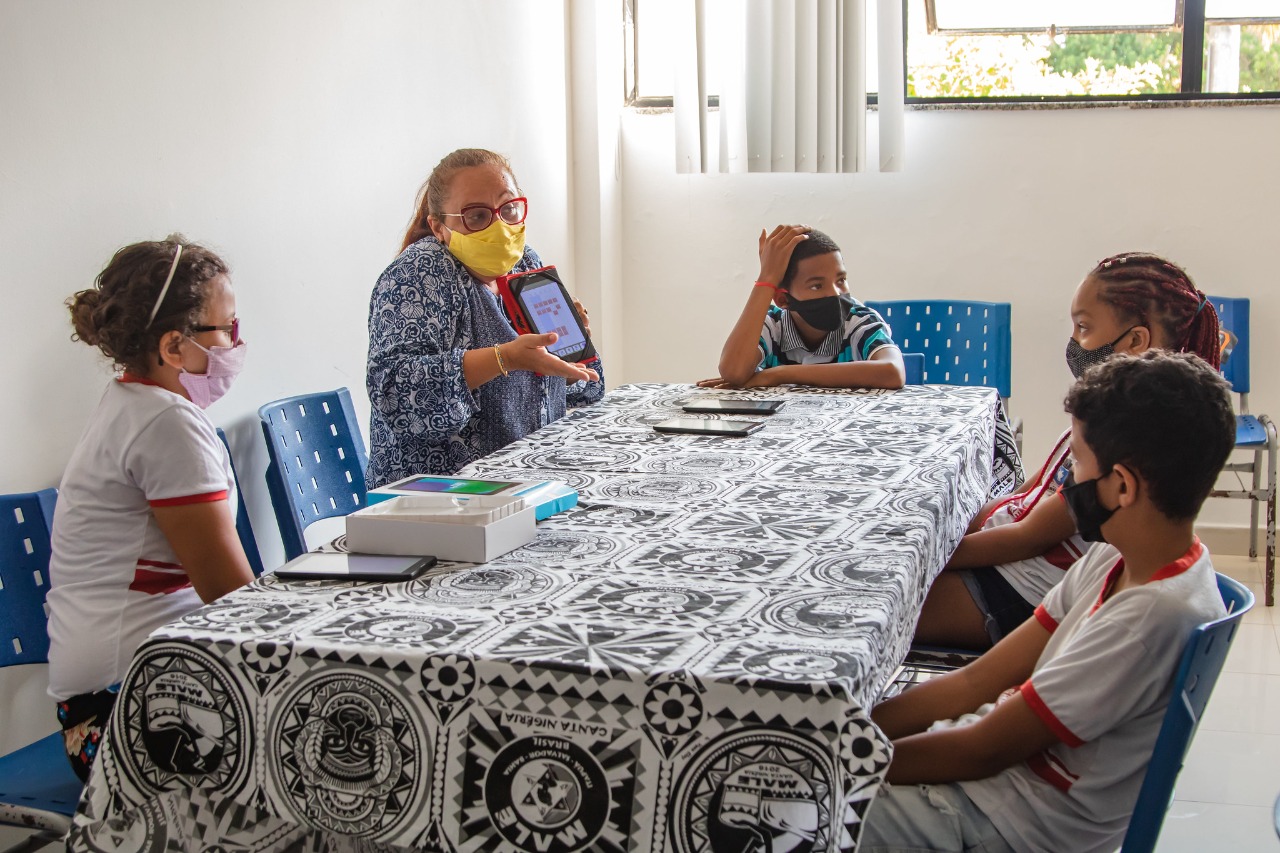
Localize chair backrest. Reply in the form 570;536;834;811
864;300;1012;398
215;428;265;577
258;388;369;560
0;489;58;668
1120;573;1254;853
902;352;925;386
1207;295;1249;396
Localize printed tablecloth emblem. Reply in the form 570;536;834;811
597;585;718;619
626;541;795;583
178;600;315;634
396;564;560;609
521;447;644;471
595;474;727;506
804;553;907;589
270;671;426;837
677;508;852;544
564;503;681;531
671;728;838;853
420;653;477;725
742;648;865;684
763;592;890;640
115;642;251;795
504;530;629;567
638;451;766;477
460;710;639;852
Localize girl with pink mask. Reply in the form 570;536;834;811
47;236;254;781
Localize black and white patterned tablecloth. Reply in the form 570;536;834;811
69;383;1005;853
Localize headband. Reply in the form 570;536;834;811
145;244;183;328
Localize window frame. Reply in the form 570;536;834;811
624;0;1280;108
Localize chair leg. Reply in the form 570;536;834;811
1251;448;1263;559
1265;416;1277;608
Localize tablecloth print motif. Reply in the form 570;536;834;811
69;383;1000;853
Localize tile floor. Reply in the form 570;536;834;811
2;555;1276;851
1156;552;1280;852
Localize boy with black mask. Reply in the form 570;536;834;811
699;225;906;390
862;351;1237;853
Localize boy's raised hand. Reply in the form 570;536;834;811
757;224;810;287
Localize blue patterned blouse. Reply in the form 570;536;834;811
366;237;605;487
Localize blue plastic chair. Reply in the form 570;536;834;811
215;428;265;577
902;352;925;386
1120;573;1253;852
865;300;1012;398
0;489;83;850
258;388;369;560
1206;296;1276;606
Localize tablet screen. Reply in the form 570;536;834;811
394;476;520;495
520;279;588;357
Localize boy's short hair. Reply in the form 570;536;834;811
1064;351;1236;520
779;229;842;291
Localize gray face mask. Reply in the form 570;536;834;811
1065;326;1135;379
787;294;854;333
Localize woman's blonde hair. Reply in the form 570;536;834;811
399;148;519;253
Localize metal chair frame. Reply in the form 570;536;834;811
1206;296;1276;606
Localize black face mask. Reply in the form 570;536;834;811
1060;471;1117;543
1064;326;1136;380
787;293;854;333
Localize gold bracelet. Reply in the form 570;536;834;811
493;344;509;377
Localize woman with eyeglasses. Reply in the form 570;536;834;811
366;148;605;485
48;236;254;781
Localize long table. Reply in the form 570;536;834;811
69;383;1000;853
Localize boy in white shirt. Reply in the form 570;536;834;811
862;350;1237;853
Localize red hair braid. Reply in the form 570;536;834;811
1088;253;1221;370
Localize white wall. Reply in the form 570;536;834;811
618;104;1280;534
0;0;570;752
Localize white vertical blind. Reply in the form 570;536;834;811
769;0;797;172
672;0;707;172
672;0;904;174
816;0;838;172
876;0;905;171
718;4;749;173
744;0;773;172
840;0;867;173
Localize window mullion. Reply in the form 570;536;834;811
1181;0;1207;93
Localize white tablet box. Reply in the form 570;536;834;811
366;475;578;521
345;493;536;563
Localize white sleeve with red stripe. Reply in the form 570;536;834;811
124;405;229;506
1022;614;1166;747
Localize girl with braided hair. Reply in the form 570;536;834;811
915;252;1222;651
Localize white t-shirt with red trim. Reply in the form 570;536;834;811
959;538;1225;853
984;428;1090;605
46;378;235;701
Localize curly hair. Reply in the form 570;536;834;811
1089;253;1221;369
1064;350;1236;520
399;148;520;253
779;229;842;291
67;235;229;374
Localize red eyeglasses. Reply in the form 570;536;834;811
191;318;240;344
439;198;528;233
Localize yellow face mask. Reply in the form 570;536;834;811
444;221;526;278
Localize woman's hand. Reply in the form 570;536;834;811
573;298;592;338
757;224;810;287
501;334;599;383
